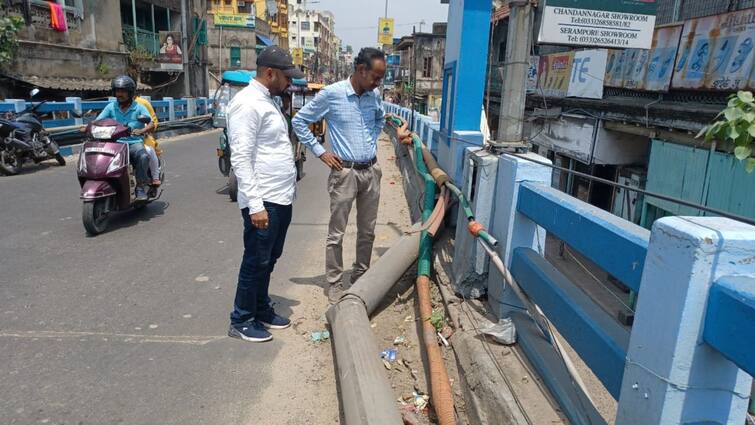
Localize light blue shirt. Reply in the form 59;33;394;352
96;101;151;145
292;79;385;162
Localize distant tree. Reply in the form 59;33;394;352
0;16;24;69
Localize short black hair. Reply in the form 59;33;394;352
354;47;386;70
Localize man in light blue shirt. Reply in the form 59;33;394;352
292;48;387;302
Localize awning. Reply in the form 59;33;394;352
256;34;275;48
7;75;151;92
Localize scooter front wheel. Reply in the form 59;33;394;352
54;153;66;166
82;198;111;236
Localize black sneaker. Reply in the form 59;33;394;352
257;310;291;330
228;321;273;342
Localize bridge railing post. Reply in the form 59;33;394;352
617;217;755;425
65;97;83;126
486;153;552;317
163;97;176;121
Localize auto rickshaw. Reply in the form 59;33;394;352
212;70;254;178
212;70;308;202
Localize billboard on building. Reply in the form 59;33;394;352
387;54;400;66
158;31;183;70
213;13;256;29
538;52;574;98
292;48;303;65
378;18;394;45
527;56;539;93
537;0;657;49
672;8;755;91
567;49;608;99
603;25;681;91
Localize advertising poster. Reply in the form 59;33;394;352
538;52;575;97
673;8;755;90
537;0;657;49
567;49;608;99
623;48;650;89
378;18;395;45
643;25;683;91
158;31;183;70
604;49;626;87
292;48;303;66
213;13;255;29
527;56;539;93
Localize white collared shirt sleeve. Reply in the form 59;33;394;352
228;97;265;214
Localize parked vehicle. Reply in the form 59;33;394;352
77;117;164;235
0;89;66;175
212;70;308;202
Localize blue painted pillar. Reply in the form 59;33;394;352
617;217;755;425
163;97;176;121
438;0;491;176
487;153;552;317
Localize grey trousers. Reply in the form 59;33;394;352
326;163;382;286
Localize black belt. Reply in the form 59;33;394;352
341;157;377;170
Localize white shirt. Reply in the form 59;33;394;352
228;80;296;213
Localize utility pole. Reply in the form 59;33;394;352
181;0;191;96
410;25;417;131
496;0;533;145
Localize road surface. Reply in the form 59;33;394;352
0;130;363;425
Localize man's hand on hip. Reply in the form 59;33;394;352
319;152;343;171
251;210;269;229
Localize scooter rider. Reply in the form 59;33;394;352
95;75;155;201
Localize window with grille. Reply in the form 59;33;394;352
422;57;432;78
230;47;241;67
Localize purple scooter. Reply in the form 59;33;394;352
77;118;164;235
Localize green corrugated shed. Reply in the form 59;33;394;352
643;139;755;227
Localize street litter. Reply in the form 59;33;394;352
437;331;450;347
383;359;392;370
310;330;330;343
393;336;406;345
380;348;397;362
413;391;430;411
481;317;517;345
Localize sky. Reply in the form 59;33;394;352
306;0;449;52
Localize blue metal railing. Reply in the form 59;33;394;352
1;97;213;129
383;101;755;425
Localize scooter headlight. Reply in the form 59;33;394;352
106;152;123;174
91;125;117;140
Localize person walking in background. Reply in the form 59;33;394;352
226;46;305;343
292;48;387;303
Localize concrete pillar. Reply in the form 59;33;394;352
186;98;197;118
486;153;552;318
66;97;83;126
616;217;755;425
163;97;176;121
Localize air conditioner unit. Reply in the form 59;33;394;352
237;1;246;5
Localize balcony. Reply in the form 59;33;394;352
122;25;160;56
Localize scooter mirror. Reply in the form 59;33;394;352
29;88;40;97
136;115;151;124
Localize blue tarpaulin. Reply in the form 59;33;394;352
256;34;274;47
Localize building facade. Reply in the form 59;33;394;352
288;0;339;82
393;23;446;119
0;0;209;99
0;0;128;98
485;0;755;226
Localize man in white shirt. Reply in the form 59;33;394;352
226;46;304;343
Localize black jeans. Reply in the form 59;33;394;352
128;143;150;185
230;203;293;325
